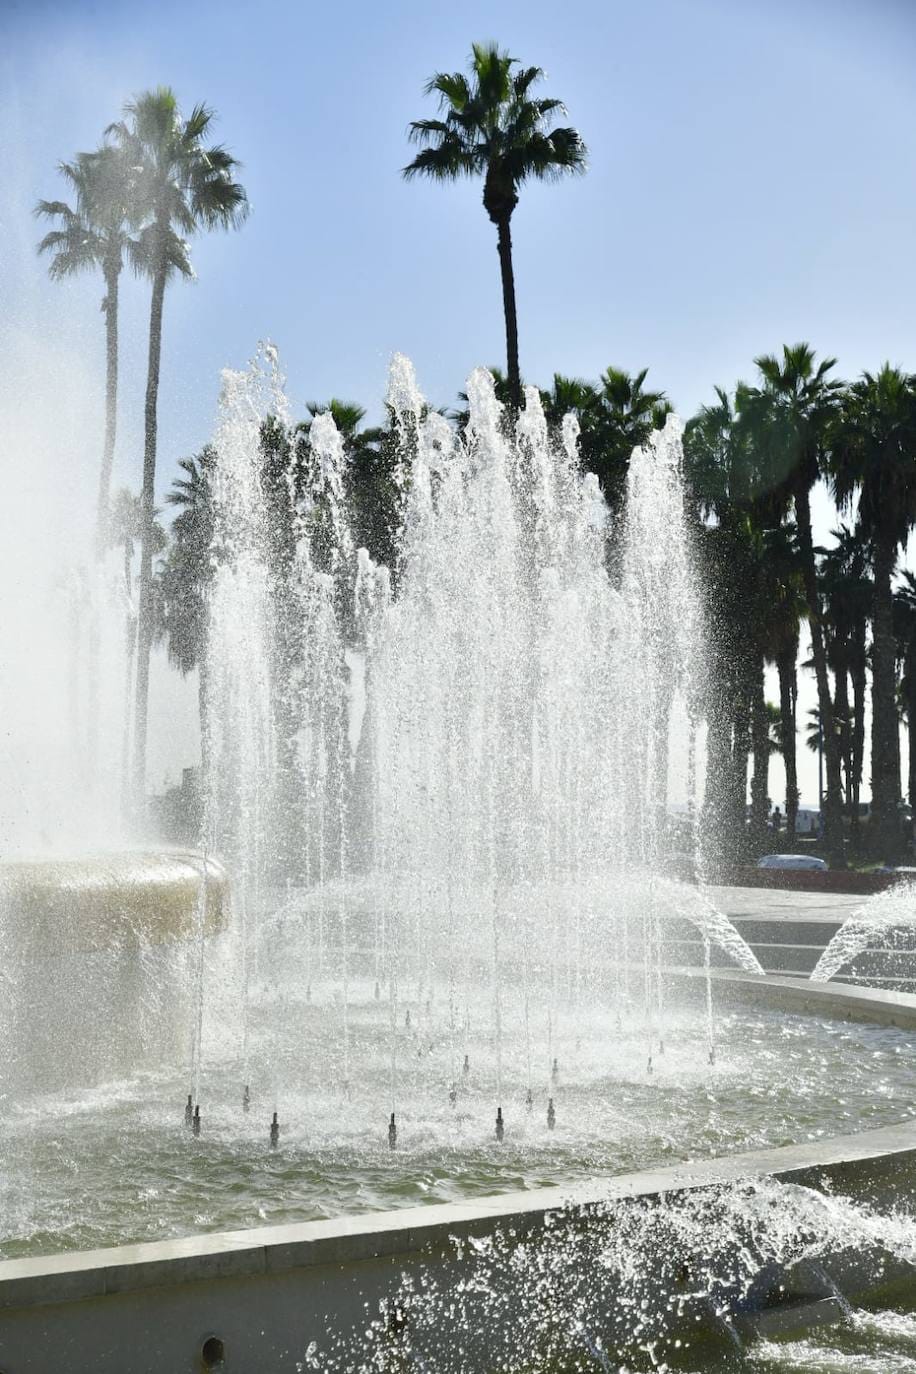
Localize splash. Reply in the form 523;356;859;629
306;1177;916;1372
811;881;916;983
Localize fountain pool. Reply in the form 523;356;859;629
2;1000;914;1261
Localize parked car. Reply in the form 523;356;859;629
757;854;828;871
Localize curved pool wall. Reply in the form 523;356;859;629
0;852;227;1094
2;974;916;1373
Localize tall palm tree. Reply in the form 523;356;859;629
36;142;139;548
831;366;916;857
741;344;846;861
107;88;248;805
404;43;586;409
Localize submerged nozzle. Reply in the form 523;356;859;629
448;1082;458;1108
525;1088;533;1112
306;983;312;1003
647;1053;654;1075
184;1094;193;1128
495;1106;504;1143
388;1112;397;1150
405;1009;411;1029
374;980;381;1001
659;1038;665;1056
708;1045;716;1067
462;1053;470;1077
192;1105;201;1137
242;1084;250;1114
547;1097;556;1130
269;1111;279;1149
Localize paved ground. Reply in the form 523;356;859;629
709;884;864;925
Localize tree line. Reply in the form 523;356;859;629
149;346;916;873
39;50;916;871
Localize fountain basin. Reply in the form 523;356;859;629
0;851;226;955
2;975;916;1371
0;852;227;1096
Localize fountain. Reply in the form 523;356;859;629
813;879;916;985
3;346;916;1372
192;346;772;1148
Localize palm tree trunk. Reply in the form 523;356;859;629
730;668;752;862
495;212;521;409
851;634;867;831
132;259;167;812
833;660;851;812
907;642;916;845
795;484;844;861
120;536;135;817
871;527;900;857
702;670;733;876
96;261;120;553
777;645;799;839
749;656;770;852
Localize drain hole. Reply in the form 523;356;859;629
201;1335;225;1368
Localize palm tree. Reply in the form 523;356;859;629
160;449;217;759
539;367;671;517
404;43;586;409
741;345;846;861
758;523;807;840
684;386;762;867
36;142;139;548
107;88;248;805
831;366;916;857
819;526;871;828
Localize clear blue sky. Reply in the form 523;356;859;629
6;0;916;484
3;0;916;798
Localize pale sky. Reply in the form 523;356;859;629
3;0;916;801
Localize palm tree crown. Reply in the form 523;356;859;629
35;144;137;285
107;86;248;281
36;142;140;544
404;43;586;219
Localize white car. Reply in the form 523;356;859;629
757;854;828;871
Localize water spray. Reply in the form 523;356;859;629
184;1094;193;1128
547;1098;556;1130
192;1105;201;1137
242;1084;250;1114
269;1111;279;1148
495;1106;504;1143
388;1112;397;1150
